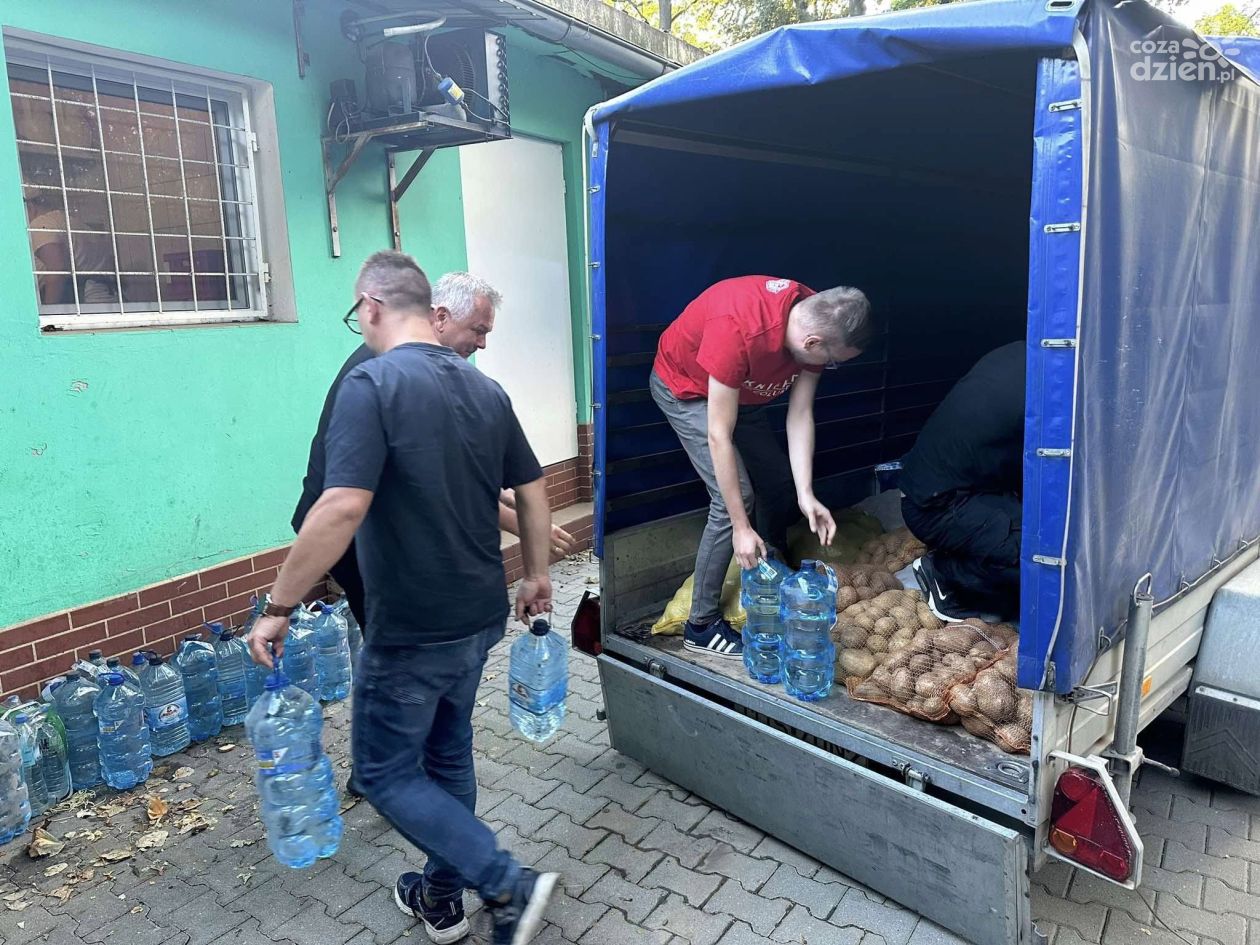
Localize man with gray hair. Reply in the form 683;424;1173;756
257;251;559;945
652;276;873;658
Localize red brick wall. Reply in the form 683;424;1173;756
0;551;326;702
502;505;594;585
539;425;593;512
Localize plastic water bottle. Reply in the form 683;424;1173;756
107;657;141;691
95;673;152;790
245;672;343;868
141;655;191;756
741;557;791;684
332;597;363;670
12;714;50;817
88;650;107;675
210;624;250;726
242;597;270;707
41;677;68;704
282;608;321;701
780;561;838;702
52;671;103;791
0;719;31;846
312;603;353;702
36;707;72;803
509;619;568;742
176;634;223;742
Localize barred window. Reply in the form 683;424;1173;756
6;39;271;330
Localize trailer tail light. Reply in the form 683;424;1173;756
571;591;602;657
1049;765;1136;882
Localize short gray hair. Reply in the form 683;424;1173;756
356;250;431;311
433;272;502;321
799;286;873;351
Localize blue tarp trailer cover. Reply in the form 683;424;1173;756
587;0;1260;696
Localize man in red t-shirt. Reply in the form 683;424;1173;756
652;276;872;658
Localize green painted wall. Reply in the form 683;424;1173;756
0;0;612;627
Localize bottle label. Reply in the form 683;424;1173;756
145;697;189;731
510;680;564;714
98;721;122;735
254;746;289;775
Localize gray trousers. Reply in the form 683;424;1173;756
650;372;797;624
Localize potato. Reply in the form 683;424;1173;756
867;633;890;655
934;628;975;654
908;653;934;675
837;586;860;609
838;624;869;650
874;616;897;634
993;723;1030;753
968;640;998;660
995;657;1018;683
909;635;933;656
839;649;878;679
941;652;967;671
915;674;940;698
856;614;876;631
1015;692;1034;726
891;668;915;701
885;650;912;672
890;628;914;650
975;673;1017;723
951;685;978;717
961;713;996;738
920;696;947;718
869;665;893;689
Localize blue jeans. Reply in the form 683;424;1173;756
353;624;517;902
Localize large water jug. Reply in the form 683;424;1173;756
52;671;103;791
141;655;191;756
35;707;71;803
332;597;363;670
176;634;223;742
282;608;321;701
105;657;140;691
740;557;791;684
12;713;50;817
242;597;270;707
509;619;568;742
0;719;31;846
312;603;353;702
780;561;838;702
211;624;250;726
95;673;152;790
245;672;343;868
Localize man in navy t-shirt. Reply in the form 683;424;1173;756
250;252;559;945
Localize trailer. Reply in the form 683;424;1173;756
578;1;1260;942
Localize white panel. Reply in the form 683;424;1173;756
460;137;578;467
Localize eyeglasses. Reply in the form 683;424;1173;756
343;295;384;335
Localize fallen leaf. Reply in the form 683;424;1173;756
4;897;31;912
229;837;259;848
63;831;78;839
71;868;95;883
217;744;236;753
130;905;143;914
175;812;215;835
220;805;236;814
99;849;133;863
75;810;95;819
176;782;193;792
81;830;103;843
135;830;168;851
43;863;69;877
96;802;128;817
146;796;169;822
175;798;203;812
236;872;253;886
151;764;174;779
475;700;487;708
48;886;73;903
3;892;27;902
173;766;194;780
27;827;65;859
207;770;220;779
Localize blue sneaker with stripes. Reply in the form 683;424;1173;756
683;618;744;659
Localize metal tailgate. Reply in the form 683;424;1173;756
600;656;1031;945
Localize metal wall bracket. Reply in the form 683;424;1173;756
1043;222;1082;233
1048;98;1081;111
387;150;434;251
1040;338;1077;348
1036;448;1072;458
292;0;310;79
1033;554;1066;567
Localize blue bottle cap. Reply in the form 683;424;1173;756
102;673;125;686
131;652;147;666
264;672;290;691
12;713;30;724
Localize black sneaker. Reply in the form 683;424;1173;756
911;556;980;623
487;869;558;945
683;618;744;659
395;872;470;944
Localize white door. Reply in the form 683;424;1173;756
460;137;578;467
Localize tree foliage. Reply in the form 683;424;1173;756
1195;2;1260;36
604;0;864;49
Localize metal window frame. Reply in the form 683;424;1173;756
4;33;270;332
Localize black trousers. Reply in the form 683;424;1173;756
733;407;798;557
901;491;1022;619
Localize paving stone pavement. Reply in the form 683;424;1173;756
3;552;1259;945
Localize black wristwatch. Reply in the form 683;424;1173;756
262;593;297;618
